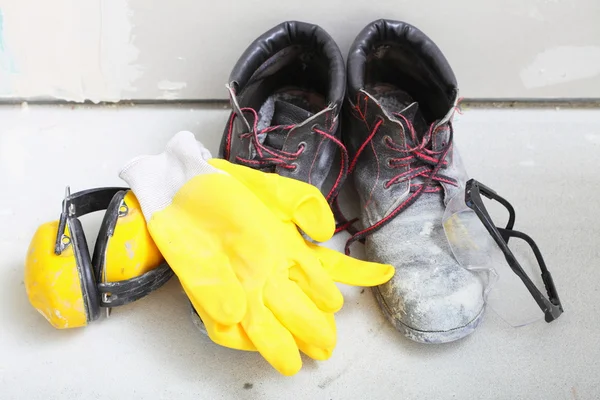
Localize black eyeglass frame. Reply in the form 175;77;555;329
464;179;563;323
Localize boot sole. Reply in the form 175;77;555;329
189;290;485;345
372;286;485;344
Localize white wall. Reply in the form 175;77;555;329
0;0;599;102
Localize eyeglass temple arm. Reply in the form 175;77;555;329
496;228;564;322
466;180;562;322
475;182;516;234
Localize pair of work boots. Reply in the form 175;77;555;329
216;19;484;344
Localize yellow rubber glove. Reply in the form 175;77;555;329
119;131;395;376
192;159;395;366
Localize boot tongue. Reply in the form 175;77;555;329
398;101;420;121
375;88;426;136
263;100;314;149
392;101;431;187
272;100;314;126
394;101;428;143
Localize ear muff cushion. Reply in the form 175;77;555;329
24;221;88;329
102;191;165;282
68;218;101;323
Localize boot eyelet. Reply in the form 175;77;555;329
386;158;393;167
298;142;307;153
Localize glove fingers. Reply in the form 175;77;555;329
288;193;335;243
296;340;334;361
289;253;344;313
208;158;335;242
307;242;396;286
190;299;257;351
264;277;336;348
295;313;337;361
242;292;302;376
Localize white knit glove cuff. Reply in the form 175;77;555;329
119;131;223;222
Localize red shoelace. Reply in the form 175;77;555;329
339;114;458;255
224;103;461;252
224;107;349;203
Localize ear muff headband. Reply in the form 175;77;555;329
92;190;173;309
69;216;101;322
98;265;174;308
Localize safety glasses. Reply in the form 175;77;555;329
442;179;563;327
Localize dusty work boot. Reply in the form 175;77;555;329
218;20;348;202
342;19;486;343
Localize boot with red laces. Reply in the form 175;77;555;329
342;19;486;343
218;21;348;204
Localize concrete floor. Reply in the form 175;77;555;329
0;103;598;399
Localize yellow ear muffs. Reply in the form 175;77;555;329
25;187;173;329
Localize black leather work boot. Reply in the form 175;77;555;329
218;21;348;203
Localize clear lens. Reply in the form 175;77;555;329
442;192;543;327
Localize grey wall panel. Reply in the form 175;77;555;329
0;0;598;102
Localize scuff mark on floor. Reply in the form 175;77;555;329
585;134;600;145
519;160;535;167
